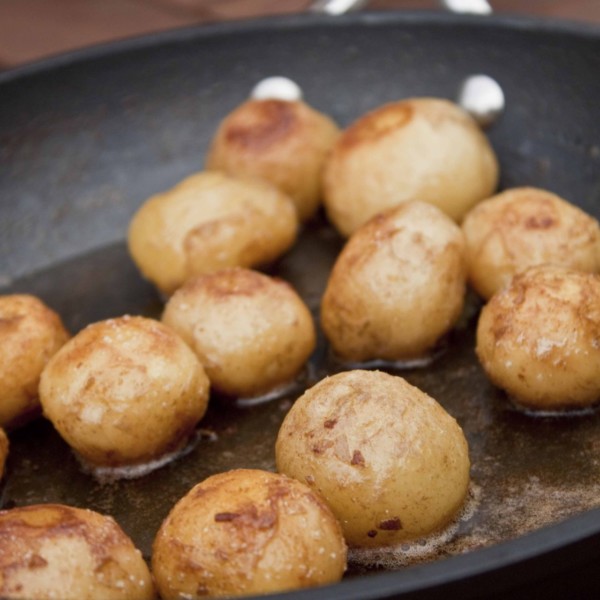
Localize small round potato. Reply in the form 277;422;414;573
162;268;316;399
0;294;69;429
128;171;298;295
206;99;340;222
321;201;467;363
0;428;8;480
152;469;347;599
39;316;209;470
476;265;600;411
275;370;470;548
462;187;600;299
322;97;499;236
0;504;154;600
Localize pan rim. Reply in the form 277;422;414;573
271;505;600;599
0;10;599;85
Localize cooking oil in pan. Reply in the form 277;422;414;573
77;429;208;484
349;482;482;570
2;228;600;569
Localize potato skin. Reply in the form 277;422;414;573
128;171;298;295
476;265;600;410
321;201;467;362
206;99;340;222
276;370;470;548
463;187;600;299
162;267;316;398
0;294;69;429
39;316;209;468
0;504;155;600
152;469;346;599
0;428;7;480
323;97;499;236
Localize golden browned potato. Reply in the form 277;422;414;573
128;171;298;295
462;187;600;299
0;428;8;480
39;315;209;471
0;294;69;429
276;370;470;548
152;469;346;599
476;265;600;411
206;99;340;222
0;504;155;600
321;201;467;363
322;97;499;236
162;268;316;399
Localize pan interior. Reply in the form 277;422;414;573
2;216;600;571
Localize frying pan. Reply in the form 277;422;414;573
1;5;600;599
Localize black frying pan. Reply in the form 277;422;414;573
1;10;600;600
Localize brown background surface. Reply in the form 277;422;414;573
1;0;599;71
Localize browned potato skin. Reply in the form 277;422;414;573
0;504;155;600
162;268;316;398
0;428;7;480
128;171;298;295
321;201;467;362
39;316;210;468
0;294;69;429
476;265;600;410
206;99;340;222
152;469;347;599
463;187;600;299
323;97;499;236
276;370;470;548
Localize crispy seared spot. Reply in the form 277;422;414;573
378;517;403;531
337;102;414;151
180;268;278;299
350;450;365;467
524;214;556;229
214;512;240;523
223;100;298;151
0;504;130;576
311;440;333;455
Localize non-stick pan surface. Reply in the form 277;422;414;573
1;11;600;599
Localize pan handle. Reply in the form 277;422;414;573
306;0;503;128
440;0;492;14
310;0;493;15
309;0;368;15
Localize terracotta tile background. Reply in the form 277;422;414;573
0;0;599;70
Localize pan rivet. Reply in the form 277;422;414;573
251;77;303;102
457;74;505;128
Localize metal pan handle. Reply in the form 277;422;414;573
309;0;369;15
440;0;492;14
307;0;503;127
310;0;493;15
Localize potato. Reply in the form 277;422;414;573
322;97;499;236
128;171;297;295
321;201;467;363
152;469;346;599
462;187;600;299
0;428;7;480
0;294;69;429
162;267;316;399
476;265;600;411
0;503;154;600
39;315;209;470
276;370;470;548
206;99;340;222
